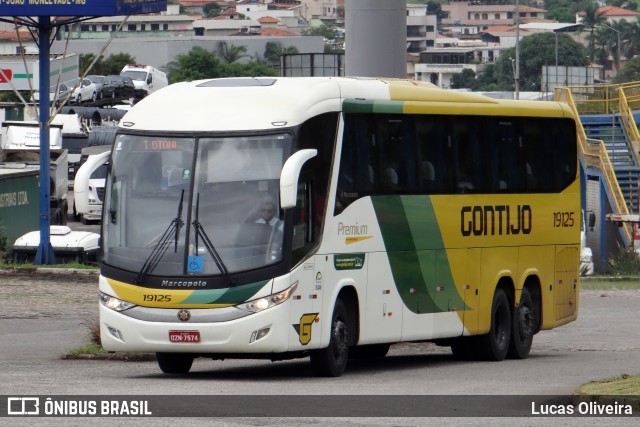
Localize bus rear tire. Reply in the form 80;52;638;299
507;287;535;359
156;353;194;374
475;288;511;361
310;299;350;377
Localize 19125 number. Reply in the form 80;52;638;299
143;294;171;302
553;212;574;227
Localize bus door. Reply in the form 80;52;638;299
430;249;478;338
363;251;402;343
554;246;579;323
288;181;324;350
453;248;481;335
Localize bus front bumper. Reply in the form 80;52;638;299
99;302;293;354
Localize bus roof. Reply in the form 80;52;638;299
119;77;574;133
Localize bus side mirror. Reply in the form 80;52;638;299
588;211;596;230
280;149;317;209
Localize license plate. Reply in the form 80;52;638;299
169;330;200;343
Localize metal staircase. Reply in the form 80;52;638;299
580;113;640;213
554;86;633;245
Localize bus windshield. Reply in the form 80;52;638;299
103;133;291;278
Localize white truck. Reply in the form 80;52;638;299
1;121;63;149
581;210;595;276
73;145;110;224
120;64;168;101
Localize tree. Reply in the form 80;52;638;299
301;22;343;53
217;41;249;63
219;62;278;78
79;53;104;75
450;68;477;90
80;52;135;76
547;7;576;23
580;2;607;62
102;52;136;75
203;3;222;18
166;46;278;83
476;33;588;91
262;42;299;68
613;55;640;83
166;46;222;82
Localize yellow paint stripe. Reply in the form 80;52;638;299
106;278;233;309
345;236;373;245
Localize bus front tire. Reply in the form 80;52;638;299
310;299;350;377
507;287;534;359
156;352;194;374
475;288;511;361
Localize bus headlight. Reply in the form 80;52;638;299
100;292;136;312
237;282;298;313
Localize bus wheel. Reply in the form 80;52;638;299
475;288;511;361
310;299;350;377
349;343;390;360
507;287;535;359
156;353;194;374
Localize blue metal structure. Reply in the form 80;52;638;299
1;1;167;264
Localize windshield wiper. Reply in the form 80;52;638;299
135;189;185;284
192;193;233;286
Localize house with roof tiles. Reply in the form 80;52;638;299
261;28;300;37
576;5;639;24
0;31;38;55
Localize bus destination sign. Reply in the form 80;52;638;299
0;0;167;17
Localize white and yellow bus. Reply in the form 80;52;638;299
91;77;580;376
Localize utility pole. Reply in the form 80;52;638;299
514;0;520;100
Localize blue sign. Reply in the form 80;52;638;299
0;0;167;17
187;256;203;273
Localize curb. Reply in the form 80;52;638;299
63;352;155;362
0;267;99;277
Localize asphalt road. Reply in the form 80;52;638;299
0;272;638;426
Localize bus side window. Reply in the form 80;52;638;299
292;180;314;265
336;114;373;214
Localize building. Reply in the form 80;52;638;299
0;31;38;55
193;18;262;36
576;6;639;25
415;45;503;88
407;3;437;54
56;13;196;40
442;2;547;36
49;36;324;72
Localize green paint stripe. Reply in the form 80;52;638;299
372;195;468;314
50;65;78;76
13;74;32;79
371;100;404;114
182;280;269;305
401;196;444;250
371;196;416;252
343;99;373;113
343;99;404;114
